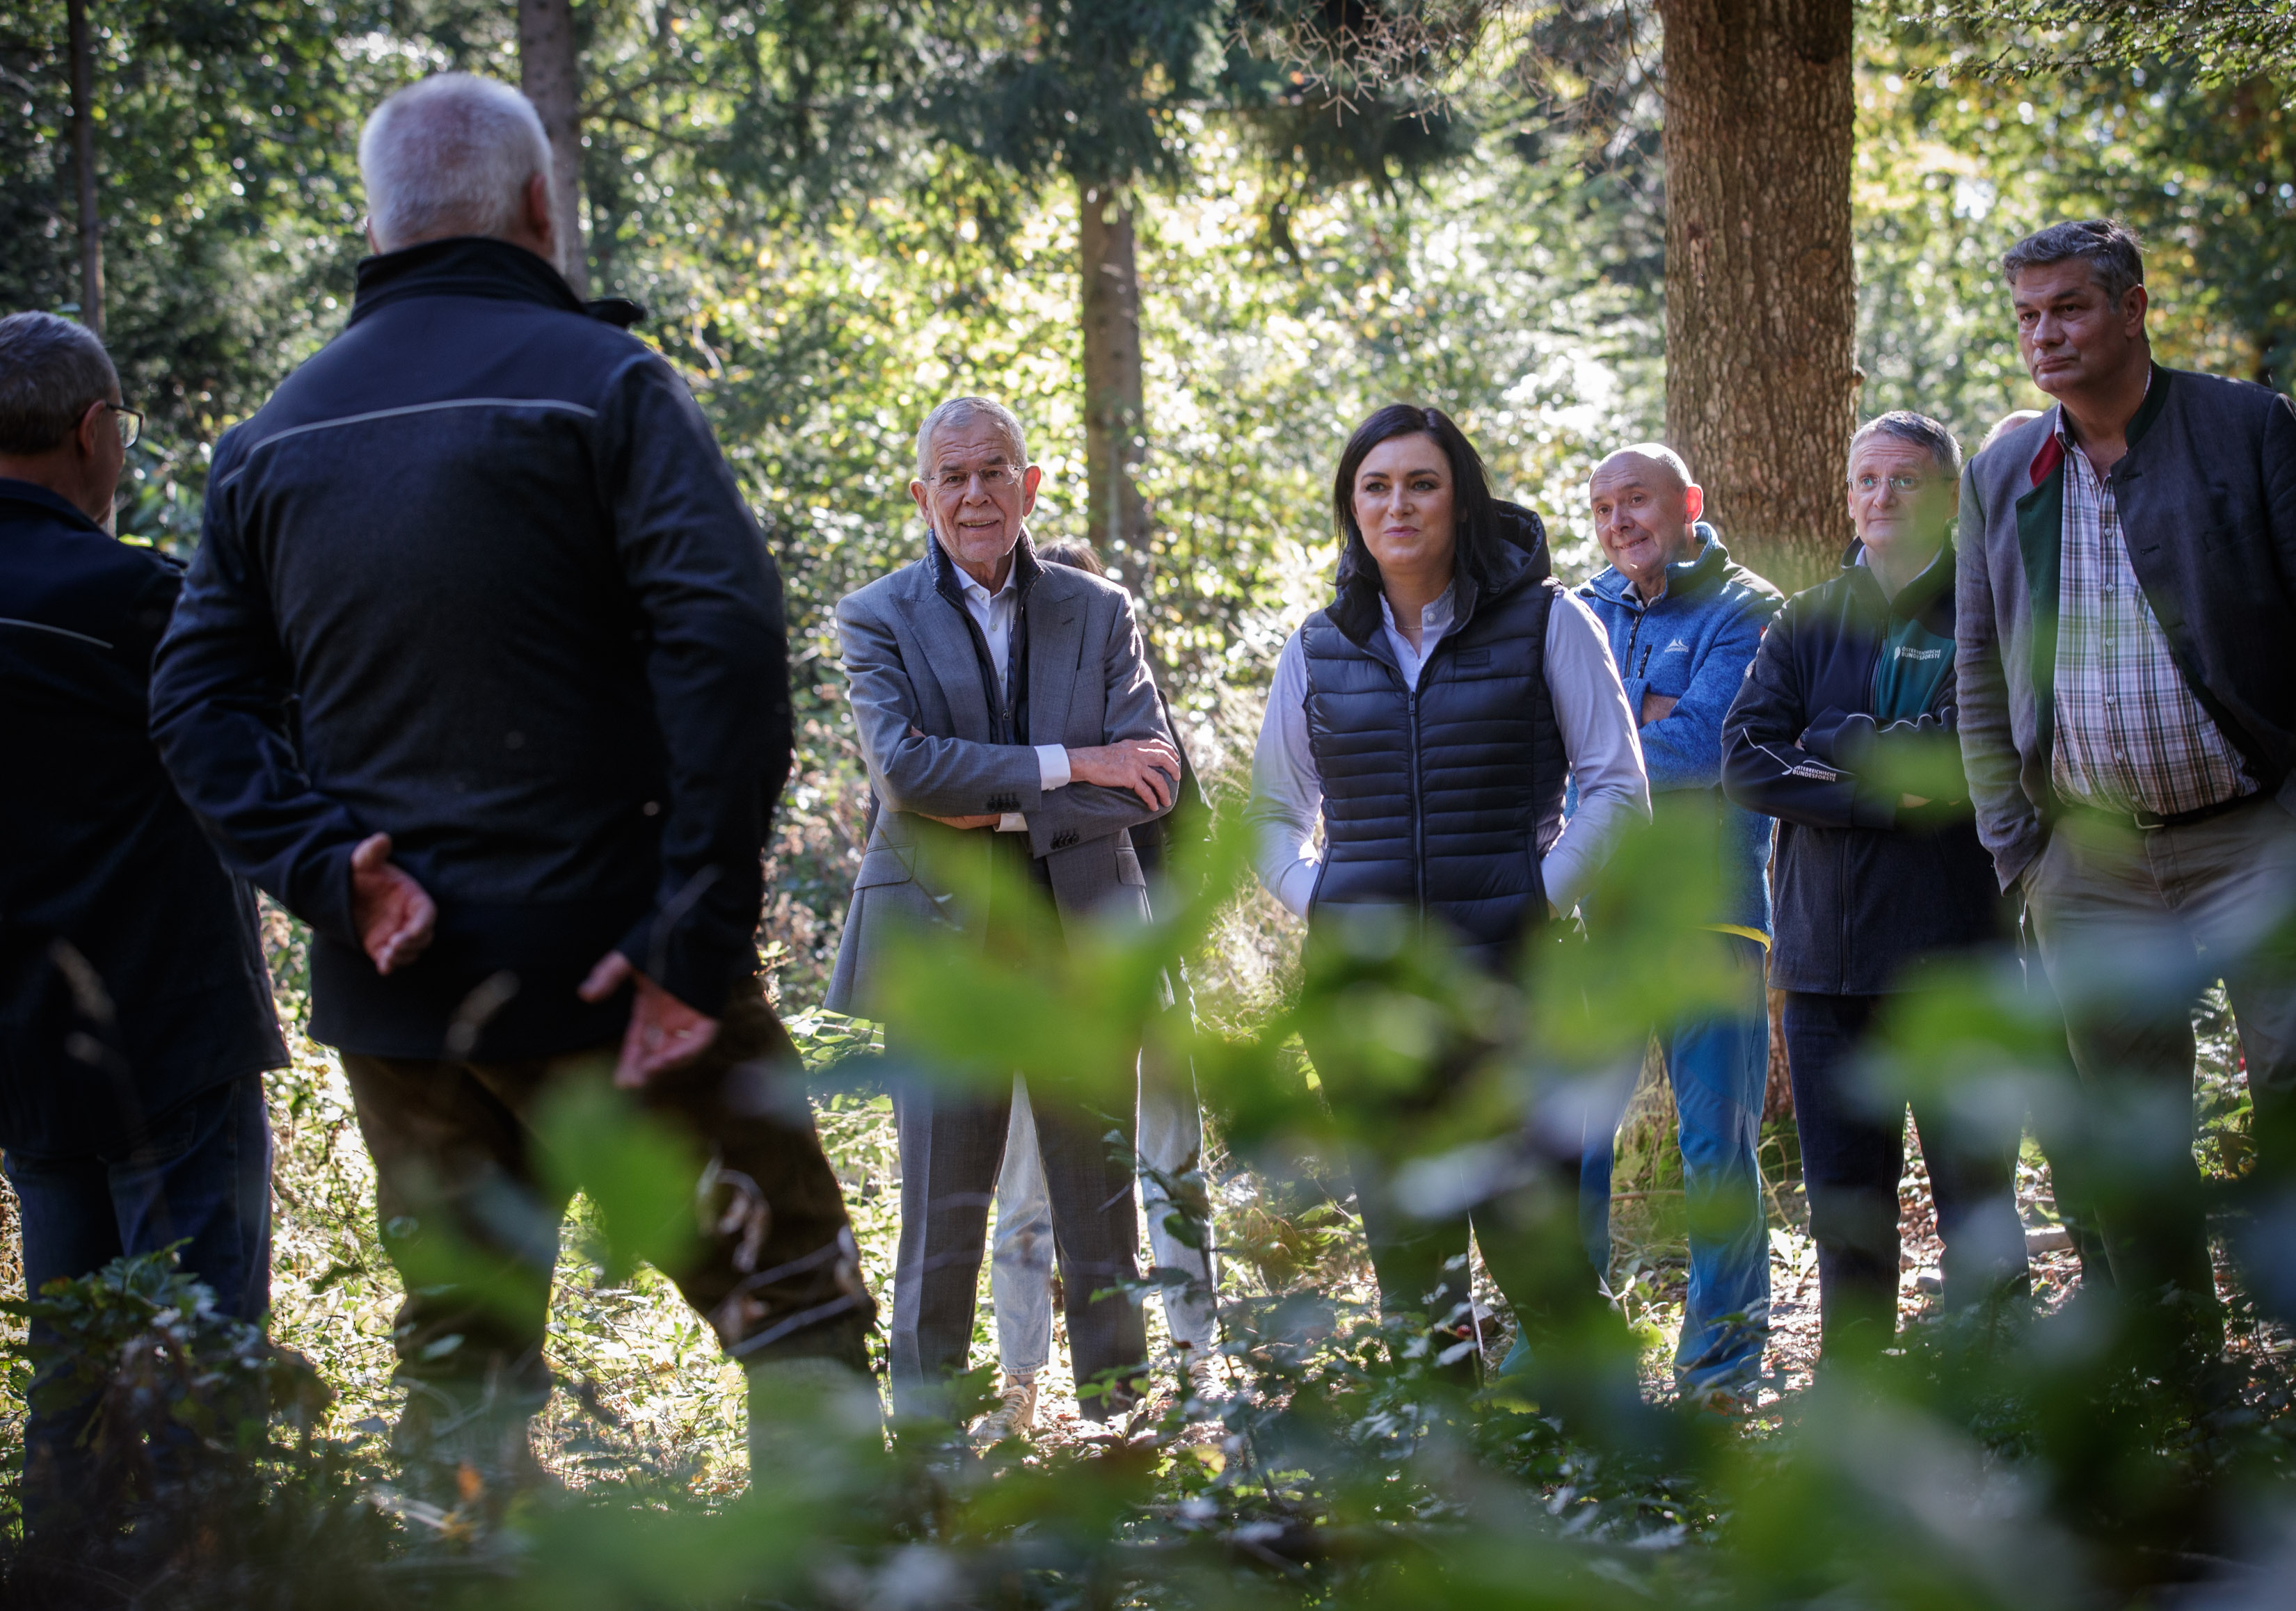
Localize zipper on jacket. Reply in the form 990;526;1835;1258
1407;684;1426;915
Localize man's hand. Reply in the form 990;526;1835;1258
1068;737;1181;810
1639;691;1678;726
1899;794;1934;809
351;832;436;977
578;951;721;1089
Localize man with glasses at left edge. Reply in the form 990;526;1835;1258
0;311;285;1525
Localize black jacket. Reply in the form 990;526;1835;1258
1302;504;1569;970
1;480;284;1153
150;238;791;1060
1722;543;2001;993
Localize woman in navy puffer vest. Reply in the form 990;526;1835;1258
1247;406;1648;1376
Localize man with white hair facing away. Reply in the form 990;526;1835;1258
149;74;872;1489
826;396;1181;1432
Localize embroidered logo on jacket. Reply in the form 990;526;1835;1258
1663;638;1691;653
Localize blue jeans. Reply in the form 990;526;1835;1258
991;1058;1217;1377
5;1073;273;1507
1577;935;1771;1393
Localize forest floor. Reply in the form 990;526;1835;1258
3;995;2283;1503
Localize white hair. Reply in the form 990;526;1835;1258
358;74;553;255
915;396;1030;480
1593;441;1696;491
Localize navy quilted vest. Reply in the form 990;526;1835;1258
1301;510;1568;970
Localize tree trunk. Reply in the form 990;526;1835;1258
1658;0;1857;593
518;0;587;298
67;0;102;335
1078;179;1150;588
1763;986;1793;1122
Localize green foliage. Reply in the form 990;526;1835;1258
534;1074;702;1287
0;1252;399;1609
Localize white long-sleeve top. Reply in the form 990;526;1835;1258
1245;584;1650;921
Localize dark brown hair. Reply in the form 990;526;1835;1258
1033;537;1107;576
1330;403;1503;598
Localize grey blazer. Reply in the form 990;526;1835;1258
1955;364;2296;891
824;540;1172;1015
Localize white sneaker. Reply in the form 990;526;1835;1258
970;1372;1038;1444
1180;1352;1222;1413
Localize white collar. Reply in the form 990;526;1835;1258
1378;581;1457;632
952;550;1019;605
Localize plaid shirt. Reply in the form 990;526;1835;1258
2049;405;2254;817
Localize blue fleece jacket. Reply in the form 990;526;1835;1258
1574;524;1784;938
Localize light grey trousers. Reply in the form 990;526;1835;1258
991;1057;1218;1378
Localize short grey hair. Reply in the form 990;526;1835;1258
1592;441;1696;492
1848;409;1962;479
0;312;117;455
2000;218;2145;306
914;396;1030;480
358;74;553;255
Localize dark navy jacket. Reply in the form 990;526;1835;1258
1;480;284;1153
1721;542;2001;994
150;237;791;1059
1302;504;1569;970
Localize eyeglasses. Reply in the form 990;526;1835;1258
100;400;143;449
930;464;1025;492
1851;472;1937;495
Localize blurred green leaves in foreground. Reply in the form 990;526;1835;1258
8;798;2296;1610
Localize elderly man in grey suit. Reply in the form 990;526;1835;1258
827;396;1181;1422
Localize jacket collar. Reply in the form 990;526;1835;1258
1584;520;1728;610
2035;361;2171;479
1840;533;1955;621
0;476;106;534
347;236;587;326
927;526;1044;608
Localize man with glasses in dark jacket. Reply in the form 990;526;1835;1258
148;73;872;1485
0;311;285;1514
1724;411;2028;1361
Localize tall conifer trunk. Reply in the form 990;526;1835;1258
1658;0;1857;591
518;0;588;297
1079;179;1149;588
67;0;102;335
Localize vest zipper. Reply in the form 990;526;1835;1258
1407;684;1426;919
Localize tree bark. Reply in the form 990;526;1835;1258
1658;0;1857;592
518;0;587;298
1078;179;1150;588
67;0;102;335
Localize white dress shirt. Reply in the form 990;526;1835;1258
954;558;1072;831
1244;583;1650;920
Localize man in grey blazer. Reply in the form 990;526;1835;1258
827;396;1181;1422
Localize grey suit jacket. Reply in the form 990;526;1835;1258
824;538;1173;1015
1955;364;2296;892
